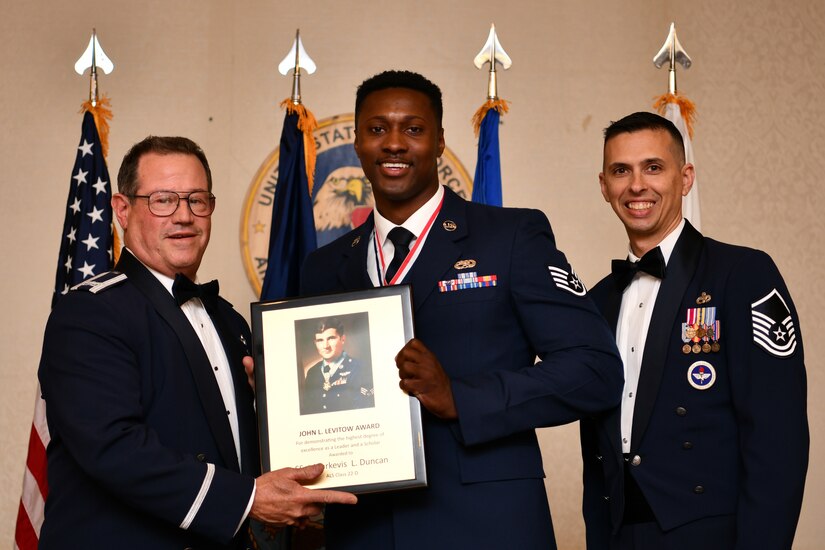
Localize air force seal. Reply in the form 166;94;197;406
241;114;473;294
687;360;716;390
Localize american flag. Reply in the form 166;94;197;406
52;110;117;300
15;108;117;549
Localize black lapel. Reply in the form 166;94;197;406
210;304;259;475
336;215;376;290
594;285;624;456
631;222;703;449
116;250;240;471
601;288;622;339
404;187;466;311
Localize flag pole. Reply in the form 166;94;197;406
15;30;118;550
652;22;694;135
276;29;318;191
471;23;511;206
652;22;701;230
260;30;319;302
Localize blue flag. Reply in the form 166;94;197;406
53;110;116;306
471;108;503;206
261;111;317;300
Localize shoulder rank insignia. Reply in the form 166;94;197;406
547;265;586;296
687;360;716;390
70;271;127;294
752;288;798;357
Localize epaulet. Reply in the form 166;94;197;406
70;271;128;294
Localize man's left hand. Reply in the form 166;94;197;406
395;338;457;420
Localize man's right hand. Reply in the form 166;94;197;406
250;463;357;527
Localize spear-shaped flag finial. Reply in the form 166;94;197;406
262;31;319;300
471;24;511;207
474;23;512;101
278;29;316;105
653;22;691;95
652;22;701;230
75;29;114;107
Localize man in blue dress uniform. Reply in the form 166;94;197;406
301;317;374;414
301;70;624;550
38;136;355;549
581;112;808;549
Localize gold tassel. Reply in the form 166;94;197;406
472;98;510;137
80;96;113;159
280;98;318;194
653;93;696;139
80;96;121;263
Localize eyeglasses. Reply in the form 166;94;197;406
128;191;216;217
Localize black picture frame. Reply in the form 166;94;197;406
250;285;426;493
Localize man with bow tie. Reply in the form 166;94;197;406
37;136;355;549
581;112;808;549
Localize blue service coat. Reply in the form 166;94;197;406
581;221;808;549
38;249;259;549
301;186;623;549
302;353;375;414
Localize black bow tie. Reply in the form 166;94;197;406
172;273;219;313
611;247;667;291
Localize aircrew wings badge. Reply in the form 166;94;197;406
751;288;798;357
547;265;586;296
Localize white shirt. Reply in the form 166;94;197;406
127;250;254;534
616;219;685;453
146;266;242;468
368;185;445;286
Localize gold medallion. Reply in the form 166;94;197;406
702;343;711;353
682;344;692;354
692;343;701;354
711;342;721;353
